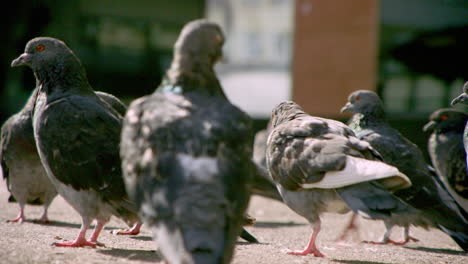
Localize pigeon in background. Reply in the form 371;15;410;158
266;101;412;257
11;37;139;247
342;90;468;251
251;123;283;202
121;20;253;264
1;87;57;223
1;88;127;224
451;81;468;168
424;108;468;212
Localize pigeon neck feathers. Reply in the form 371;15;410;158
34;55;90;95
157;20;227;99
349;104;386;131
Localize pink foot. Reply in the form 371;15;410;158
287;249;325;257
6;216;25;223
113;229;140;235
363;238;417;246
52;237;100;248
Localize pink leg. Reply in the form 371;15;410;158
33;206;51;224
113;222;142;236
335;213;359;243
53;219;97;248
7;205;25;223
288;219;325;257
88;220;107;247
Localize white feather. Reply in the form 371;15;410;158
300;156;411;189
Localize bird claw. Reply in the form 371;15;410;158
52;239;100;248
287;249;325;257
362;238;418;246
111;229;139;236
6;216;25;223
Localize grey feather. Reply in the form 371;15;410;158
343;90;468;251
121;20;253;264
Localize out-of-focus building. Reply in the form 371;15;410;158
2;0;467;151
207;0;293;118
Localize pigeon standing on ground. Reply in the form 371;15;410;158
11;37;139;247
423;108;468;212
342;90;468;251
121;20;254;264
0;87;131;226
1;87;57;224
266;101;412;257
451;81;468;168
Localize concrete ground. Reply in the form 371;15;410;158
0;179;466;264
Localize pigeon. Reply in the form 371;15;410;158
342;90;468;251
121;20;253;264
11;37;139;247
1;88;127;224
423;108;468;212
266;101;412;257
1;87;57;224
451;81;468;169
95;91;127;117
251;125;283;202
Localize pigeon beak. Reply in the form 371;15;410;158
422;121;436;132
11;53;32;67
340;103;352;113
451;94;467;106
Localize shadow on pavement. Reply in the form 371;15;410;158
97;248;161;262
403;246;465;256
253;221;306;228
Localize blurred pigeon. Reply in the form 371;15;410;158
121;20;253;264
342;90;468;251
451;82;468;106
11;37;139;247
451;81;468;169
266;101;412;257
1;87;57;223
251;125;283;202
424;108;468;212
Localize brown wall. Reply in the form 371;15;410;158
292;0;379;117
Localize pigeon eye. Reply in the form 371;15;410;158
355;95;361;101
36;44;45;52
440;115;448;121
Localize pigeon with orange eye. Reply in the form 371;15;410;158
424;108;468;213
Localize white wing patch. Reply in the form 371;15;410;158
301;156;411;190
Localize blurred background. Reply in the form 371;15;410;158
1;0;467;156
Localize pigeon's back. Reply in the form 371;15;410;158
122;92;252;264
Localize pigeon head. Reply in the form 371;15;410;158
271;101;306;128
174;19;224;64
341;90;385;117
162;20;227;98
11;37;87;86
451;82;468;106
423;108;468;133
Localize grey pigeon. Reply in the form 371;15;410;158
251;125;283;202
266;101;412;257
1;88;127;225
11;37;139;247
451;81;468;170
1;87;57;223
342;90;468;251
121;20;253;264
423;108;468;212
